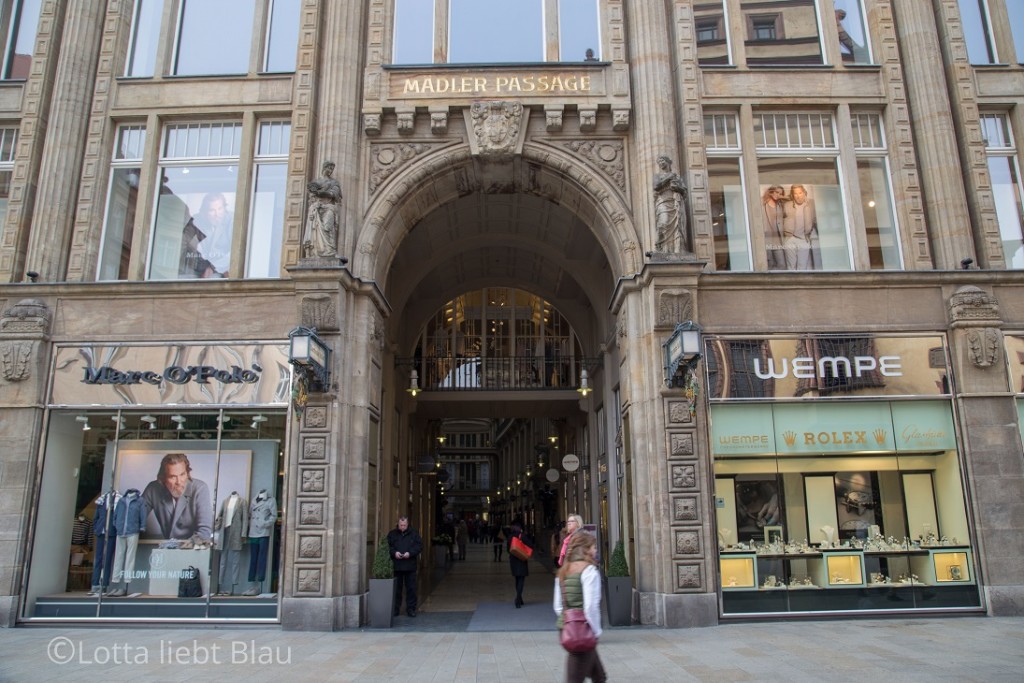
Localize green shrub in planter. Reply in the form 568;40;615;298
372;535;394;579
607;541;630;577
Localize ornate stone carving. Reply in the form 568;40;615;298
579;107;597;132
302;437;327;461
671;495;698;522
0;341;33;382
299;501;324;526
396;111;415;134
299;535;323;559
673;529;701;556
430;111;448;135
675;563;702;591
301;295;338;332
545;106;563;132
948;285;1000;324
562;140;626;191
0;298;51;334
304;406;328;429
670;463;696;491
667;400;693;424
658;290;693;329
370;143;432;194
468;101;525;160
668;432;694;458
296;568;321;593
967;327;1001;368
363;113;382;136
301;469;325;493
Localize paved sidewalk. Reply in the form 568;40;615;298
1;616;1023;682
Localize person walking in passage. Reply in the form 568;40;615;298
554;532;607;683
507;519;533;607
387;515;423;617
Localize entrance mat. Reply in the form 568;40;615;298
466;601;554;632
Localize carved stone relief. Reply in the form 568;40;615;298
369;142;433;194
561;140;626;192
668;432;695;459
467;101;525;160
301;295;338;332
673;529;701;556
948;285;1000;324
657;290;692;329
675;563;703;591
967;327;1001;368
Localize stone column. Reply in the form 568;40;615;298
22;1;105;282
890;1;974;269
947;286;1024;615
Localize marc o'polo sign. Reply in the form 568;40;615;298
50;343;291;407
81;363;261;386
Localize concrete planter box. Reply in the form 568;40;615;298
368;578;394;628
606;576;633;626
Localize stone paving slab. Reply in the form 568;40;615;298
0;617;1022;682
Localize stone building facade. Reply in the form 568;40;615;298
0;1;1023;629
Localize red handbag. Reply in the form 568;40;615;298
509;535;533;561
559;580;597;653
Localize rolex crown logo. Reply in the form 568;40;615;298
782;430;796;446
873;428;887;445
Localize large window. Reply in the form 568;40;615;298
392;0;601;65
246;121;290;278
852;113;902;269
705;114;751;271
755;112;850;271
0;126;16;237
148;122;242;280
1;0;41;79
97;126;146;281
740;0;822;66
981;113;1024;268
127;0;300;77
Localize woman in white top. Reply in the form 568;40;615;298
553;531;606;683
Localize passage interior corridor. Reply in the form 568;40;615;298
390;535;561;632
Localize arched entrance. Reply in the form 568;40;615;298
356;146;636;624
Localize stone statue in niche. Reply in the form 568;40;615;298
651;155;690;255
304;161;342;259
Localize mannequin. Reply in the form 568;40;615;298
215;491;248;595
243;489;277;596
89;488;121;596
105;488;148;597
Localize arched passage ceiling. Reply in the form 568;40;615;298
387;192;615;353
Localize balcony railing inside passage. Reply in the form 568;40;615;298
400;356;597;392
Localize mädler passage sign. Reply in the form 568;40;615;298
391;70;602;98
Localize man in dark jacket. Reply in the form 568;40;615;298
386;516;423;617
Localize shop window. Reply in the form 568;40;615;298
756;112;850;271
981;113;1024;268
245;121;290;278
0;0;40;79
852;113;902;269
26;410;286;621
97;126;146;281
696;2;730;66
148;122;242;280
740;0;822;66
392;0;602;65
958;0;997;64
833;0;871;64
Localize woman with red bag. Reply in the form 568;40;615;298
554;532;606;683
507;519;533;607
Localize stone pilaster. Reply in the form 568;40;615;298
890;0;974;269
